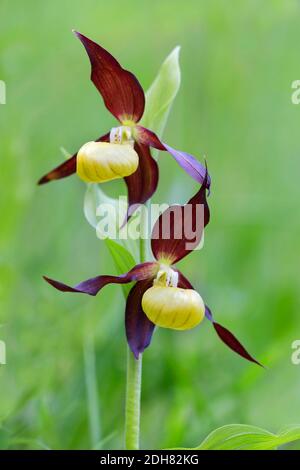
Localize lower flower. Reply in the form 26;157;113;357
43;175;261;367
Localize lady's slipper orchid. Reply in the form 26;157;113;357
43;174;260;366
38;31;210;219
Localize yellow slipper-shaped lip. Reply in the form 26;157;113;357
142;286;205;330
77;141;139;183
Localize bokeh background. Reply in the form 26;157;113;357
1;0;300;449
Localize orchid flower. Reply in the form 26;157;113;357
38;31;210;220
43;173;260;366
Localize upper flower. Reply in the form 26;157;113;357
38;31;210;221
43;171;260;366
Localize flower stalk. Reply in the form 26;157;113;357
125;349;142;450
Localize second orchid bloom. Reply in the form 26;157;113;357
44;174;260;366
38;31;210;219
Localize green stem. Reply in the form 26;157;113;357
124;203;149;450
125;349;142;449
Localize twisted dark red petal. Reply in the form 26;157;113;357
125;279;155;358
151;168;210;264
205;306;262;367
136;126;211;189
75;31;145;123
38;133;109;185
38;154;77;185
43;262;157;296
124;142;158;222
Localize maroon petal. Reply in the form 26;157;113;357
124;142;158;221
38;154;77;185
125;280;155;358
38;133;109;185
43;262;157;296
205;306;262;367
151;169;210;264
75;31;145;123
136;126;211;189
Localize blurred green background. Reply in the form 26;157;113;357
1;0;300;450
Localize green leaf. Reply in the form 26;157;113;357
274;425;300;449
173;424;300;450
196;424;275;450
141;46;181;139
105;239;136;298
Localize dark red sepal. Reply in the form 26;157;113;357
75;31;145;123
38;154;77;185
151;168;210;264
205;306;263;367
